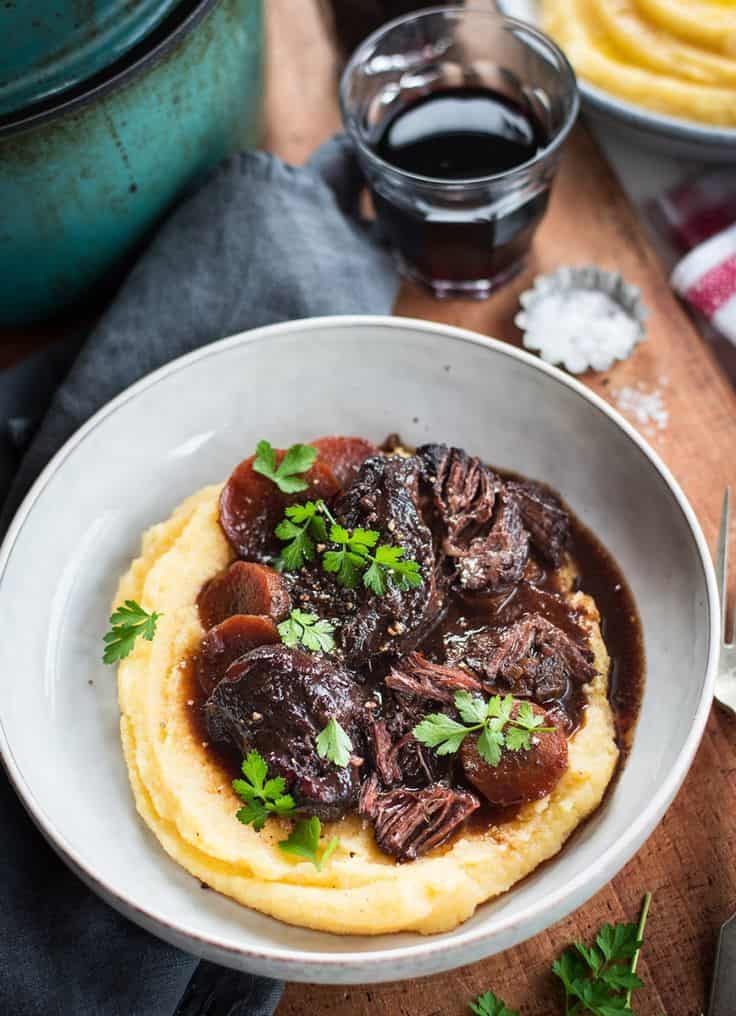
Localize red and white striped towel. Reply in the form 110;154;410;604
671;222;736;344
655;171;736;345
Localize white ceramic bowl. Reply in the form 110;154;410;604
0;316;717;983
499;0;736;162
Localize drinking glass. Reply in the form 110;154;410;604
339;6;579;298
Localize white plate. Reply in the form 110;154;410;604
500;0;736;162
0;316;718;983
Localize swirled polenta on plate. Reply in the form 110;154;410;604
115;435;626;936
543;0;736;126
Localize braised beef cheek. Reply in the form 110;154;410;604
331;455;444;662
204;645;370;821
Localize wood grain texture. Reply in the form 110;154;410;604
267;2;736;1013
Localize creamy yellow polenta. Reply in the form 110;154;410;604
543;0;736;126
116;485;619;935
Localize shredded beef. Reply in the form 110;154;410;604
418;445;529;593
459;614;597;703
385;652;481;703
359;775;479;861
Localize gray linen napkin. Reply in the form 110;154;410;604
0;133;398;1016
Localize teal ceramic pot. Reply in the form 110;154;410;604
0;0;181;117
0;0;263;326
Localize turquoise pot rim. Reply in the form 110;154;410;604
0;0;221;139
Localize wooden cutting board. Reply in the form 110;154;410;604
267;2;736;1015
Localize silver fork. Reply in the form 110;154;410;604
709;489;736;1015
715;488;736;715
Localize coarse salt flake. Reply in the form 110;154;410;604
612;385;669;432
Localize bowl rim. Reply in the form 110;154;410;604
579;77;736;147
0;314;718;971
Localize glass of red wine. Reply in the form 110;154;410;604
339;6;579;298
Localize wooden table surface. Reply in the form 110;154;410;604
3;2;734;1012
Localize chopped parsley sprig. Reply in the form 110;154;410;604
469;993;519;1016
102;599;162;664
253;439;317;494
274;499;422;596
274;501;327;570
233;751;296;830
316;717;353;767
277;608;336;654
278;815;339;871
413;691;554;767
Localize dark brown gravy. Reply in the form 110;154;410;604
188;466;645;838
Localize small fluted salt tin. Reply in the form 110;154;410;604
515;265;648;374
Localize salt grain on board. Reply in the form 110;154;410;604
612;382;669;436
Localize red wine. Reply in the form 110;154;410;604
370;87;550;293
376;87;545;178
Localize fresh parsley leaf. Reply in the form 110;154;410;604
596;923;640;964
323;546;366;589
372;544;423;591
599;970;644;992
233;751;295;830
503;726;533;753
274;500;328;571
316;717;353;767
277;609;336;654
235;798;270;831
552;948;589;995
278;816;339;871
486;693;515;728
476;725;504;766
363;558;387;595
412;713;471;755
468;990;519;1016
552;898;651;1016
252;439;317;493
241;749;268;791
455;690;488;726
575;942;604;976
102;600;162;664
514;699;546;730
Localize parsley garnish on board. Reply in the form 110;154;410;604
102;600;162;664
467;894;655;1016
469;993;519;1016
278;815;339;872
252;439;317;494
277;608;336;654
274;498;422;596
413;691;554;767
232;751;295;830
316;717;353;767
